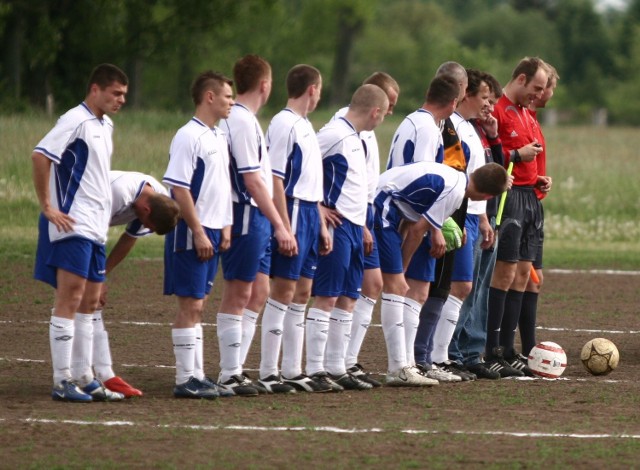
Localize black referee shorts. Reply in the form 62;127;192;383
496;186;543;263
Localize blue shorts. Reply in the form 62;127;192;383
405;236;436;282
312;220;363;299
222;203;271;282
164;227;221;299
271;198;319;280
34;213;106;288
364;204;380;270
451;214;479;282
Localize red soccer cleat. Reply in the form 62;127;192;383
104;376;143;398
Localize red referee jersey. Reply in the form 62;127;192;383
492;94;538;186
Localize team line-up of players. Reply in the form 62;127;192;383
33;54;557;401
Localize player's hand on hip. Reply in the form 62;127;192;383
320;205;343;228
44;208;75;233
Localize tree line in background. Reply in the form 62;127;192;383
2;0;640;124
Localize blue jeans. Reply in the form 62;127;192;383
449;220;498;366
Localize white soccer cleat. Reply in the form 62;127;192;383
386;365;439;387
422;364;463;383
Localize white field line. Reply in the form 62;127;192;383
1;319;638;335
8;418;639;439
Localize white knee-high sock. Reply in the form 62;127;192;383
194;323;205;380
49;312;74;385
305;308;330;376
432;295;463;364
403;298;422;367
381;293;407;373
259;298;287;379
240;309;259;368
281;303;306;378
217;313;243;383
71;313;94;387
92;310;115;382
325;308;352;376
172;327;196;385
345;294;375;369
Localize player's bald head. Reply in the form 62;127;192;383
349;84;389;113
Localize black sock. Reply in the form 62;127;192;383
485;287;507;356
500;290;524;357
519;291;539;356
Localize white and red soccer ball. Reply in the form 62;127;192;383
527;341;567;378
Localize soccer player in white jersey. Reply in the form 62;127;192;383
430;70;496;380
261;64;332;393
88;170;180;397
32;64;129;402
384;75;460;380
305;84;389;391
374;161;508;386
217;55;296;396
163;71;234;399
330;72;399;387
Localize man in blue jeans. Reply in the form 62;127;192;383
448;72;505;379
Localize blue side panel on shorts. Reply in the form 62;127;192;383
55;138;89;214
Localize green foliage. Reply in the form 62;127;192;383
2;0;640;121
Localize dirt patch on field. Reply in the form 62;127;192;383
1;258;639;468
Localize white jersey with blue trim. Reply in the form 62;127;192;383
376;161;467;230
220;103;273;205
33;102;113;245
317;117;368;226
163;117;232;229
451;112;487;216
332;106;379;204
266;108;322;202
109;170;168;237
386;109;444;170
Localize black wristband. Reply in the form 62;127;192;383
512;149;522;163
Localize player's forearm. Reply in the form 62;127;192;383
171;187;205;236
244;174;287;232
272;177;292;232
31;152;52;211
105;233;137;274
